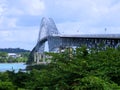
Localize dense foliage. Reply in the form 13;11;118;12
0;52;30;63
0;47;120;90
0;48;30;53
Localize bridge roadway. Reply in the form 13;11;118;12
58;34;120;39
27;17;120;64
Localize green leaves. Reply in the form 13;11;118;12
43;46;120;89
0;81;16;90
1;46;120;89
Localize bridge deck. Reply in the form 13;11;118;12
52;34;120;39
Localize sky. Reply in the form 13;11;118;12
0;0;120;50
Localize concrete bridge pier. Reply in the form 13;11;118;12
34;52;46;64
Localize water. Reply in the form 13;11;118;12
0;63;27;72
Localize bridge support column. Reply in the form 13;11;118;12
34;52;40;64
42;54;46;62
34;52;46;64
34;52;37;62
36;52;40;64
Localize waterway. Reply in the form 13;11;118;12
0;63;27;72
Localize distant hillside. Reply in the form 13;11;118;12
0;48;30;53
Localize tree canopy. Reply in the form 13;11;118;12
0;46;120;90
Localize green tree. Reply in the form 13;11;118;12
25;46;120;89
0;52;8;63
0;81;16;90
0;47;120;89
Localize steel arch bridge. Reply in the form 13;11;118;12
28;17;120;64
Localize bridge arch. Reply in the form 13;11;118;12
37;17;60;52
27;17;61;64
38;17;60;41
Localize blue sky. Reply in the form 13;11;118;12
0;0;120;50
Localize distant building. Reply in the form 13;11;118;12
8;53;21;58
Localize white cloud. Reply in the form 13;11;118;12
2;0;45;16
0;0;45;49
20;0;45;16
0;0;45;28
0;28;39;50
45;0;120;23
46;0;120;35
0;28;38;42
5;8;24;16
0;16;18;28
0;0;7;16
57;21;120;35
7;18;17;28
